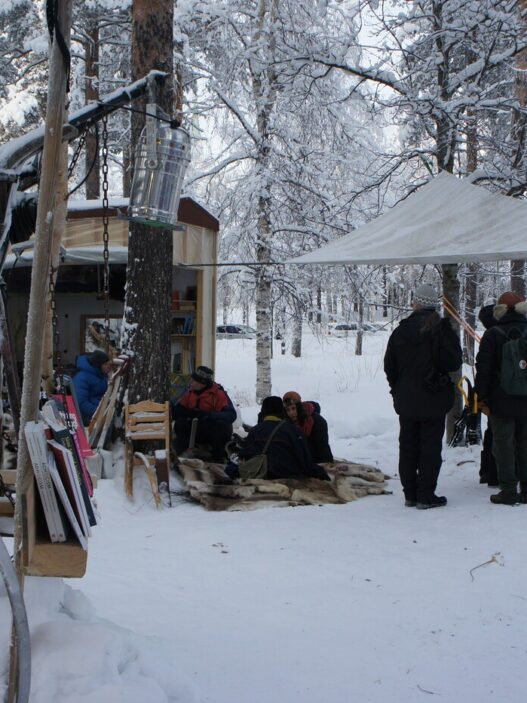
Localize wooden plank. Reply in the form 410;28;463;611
127;400;167;413
23;539;87;578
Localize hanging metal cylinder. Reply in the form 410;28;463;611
128;106;191;228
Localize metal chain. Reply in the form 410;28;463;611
101;114;111;351
49;265;62;387
48;265;73;431
0;474;15;507
67;127;88;179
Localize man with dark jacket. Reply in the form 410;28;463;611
172;366;236;462
475;291;527;505
384;283;462;509
239;396;330;481
72;350;112;424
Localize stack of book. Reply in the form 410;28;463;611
24;399;97;549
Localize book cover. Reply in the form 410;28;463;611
46;450;88;550
50;394;95;459
24;422;67;543
48;425;97;526
42;402;95;498
47;439;92;539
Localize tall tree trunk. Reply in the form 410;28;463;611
355;294;364;356
510;0;527;297
85;19;100;199
291;301;302;358
442;263;462;439
255;208;272;402
464;105;478;364
253;0;278;403
124;0;174;402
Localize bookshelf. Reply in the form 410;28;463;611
171;283;198;376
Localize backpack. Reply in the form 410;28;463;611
238;421;285;480
496;326;527;396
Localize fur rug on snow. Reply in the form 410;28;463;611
176;459;392;511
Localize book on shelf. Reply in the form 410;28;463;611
42;418;96;525
47;439;92;539
41;403;95;502
49;393;95;459
24;421;68;543
46;449;88;550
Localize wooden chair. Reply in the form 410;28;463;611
124;400;172;508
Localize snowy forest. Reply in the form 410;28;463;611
1;0;526;399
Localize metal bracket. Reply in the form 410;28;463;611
145;103;159;170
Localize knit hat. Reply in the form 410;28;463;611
89;350;110;368
478;303;497;330
283;390;301;405
494;291;527;320
413;283;438;310
260;396;286;418
191;365;214;385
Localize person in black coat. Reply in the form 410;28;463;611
384;283;462;509
475;291;527;505
237;396;330;481
477;302;499;487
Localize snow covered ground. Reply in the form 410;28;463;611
2;328;527;702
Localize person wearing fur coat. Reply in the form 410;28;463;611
475;291;527;505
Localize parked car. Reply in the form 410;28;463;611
216;324;257;339
328;322;378;337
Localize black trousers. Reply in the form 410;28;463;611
398;416;446;502
174;417;232;461
479;427;498;486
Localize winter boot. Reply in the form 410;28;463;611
490;490;519;505
404;499;417;508
416;495;447;510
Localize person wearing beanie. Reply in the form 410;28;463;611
72;349;113;424
235;396;330;481
172;366;237;462
475;291;527;505
384;283;462;509
282;391;334;463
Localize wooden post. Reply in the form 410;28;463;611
13;0;73;576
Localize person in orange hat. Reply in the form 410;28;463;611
475;291;527;505
282;391;334;463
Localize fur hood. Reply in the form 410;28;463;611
493;300;527;320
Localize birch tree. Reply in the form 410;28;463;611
178;0;381;399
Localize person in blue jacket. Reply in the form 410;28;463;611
72;350;113;424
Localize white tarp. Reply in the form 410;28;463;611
289;172;527;266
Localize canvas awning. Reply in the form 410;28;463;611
289;173;527;266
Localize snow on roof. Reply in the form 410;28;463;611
3;245;129;269
289;172;527;266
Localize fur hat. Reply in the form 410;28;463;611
88;350;110;369
493;291;527;320
191;365;214;385
283;390;301;405
260;396;286;418
413;283;438;310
